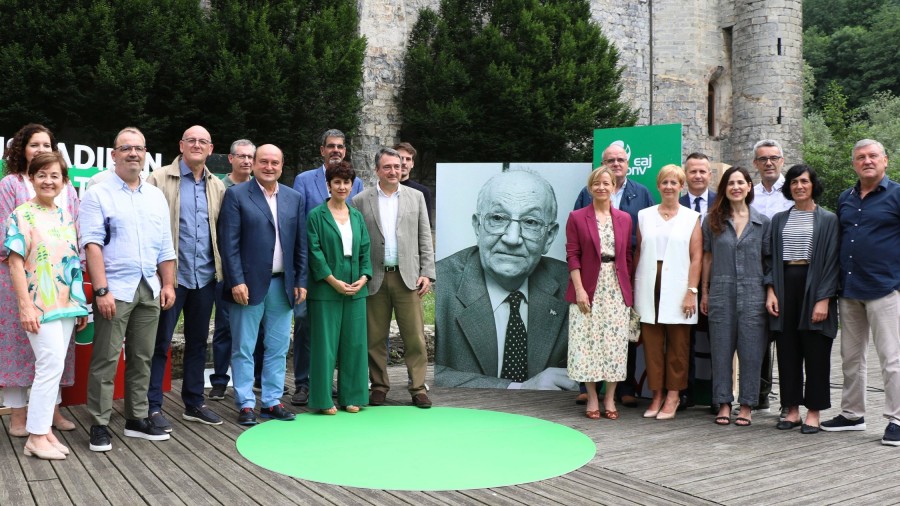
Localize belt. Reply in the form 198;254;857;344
272;272;284;278
600;255;615;263
785;260;810;266
384;265;399;272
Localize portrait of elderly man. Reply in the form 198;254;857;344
436;169;576;390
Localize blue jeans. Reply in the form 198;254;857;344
292;301;310;390
231;276;293;410
211;281;265;388
148;282;215;411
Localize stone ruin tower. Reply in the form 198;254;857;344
353;0;804;183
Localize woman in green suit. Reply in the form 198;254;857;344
306;161;373;414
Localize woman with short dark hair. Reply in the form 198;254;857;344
766;164;838;434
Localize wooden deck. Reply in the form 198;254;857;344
2;342;899;505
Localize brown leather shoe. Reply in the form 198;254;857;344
412;393;433;409
369;390;387;406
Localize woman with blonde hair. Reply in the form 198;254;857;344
634;164;702;420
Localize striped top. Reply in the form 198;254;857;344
782;208;815;261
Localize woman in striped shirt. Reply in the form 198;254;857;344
765;165;839;434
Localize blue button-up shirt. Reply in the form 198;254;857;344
838;175;900;300
177;159;215;289
79;172;176;302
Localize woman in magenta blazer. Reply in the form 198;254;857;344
565;167;634;419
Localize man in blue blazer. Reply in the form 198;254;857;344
679;152;717;411
219;144;308;425
573;142;655;406
288;128;364;406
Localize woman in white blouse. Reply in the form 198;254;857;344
633;165;702;420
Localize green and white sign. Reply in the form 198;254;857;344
593;124;683;203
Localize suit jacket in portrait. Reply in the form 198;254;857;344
292;164;364;215
435;246;569;388
305;202;373;301
354;185;435;295
218;181;308;306
564;205;634;306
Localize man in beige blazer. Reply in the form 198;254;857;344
356;147;436;408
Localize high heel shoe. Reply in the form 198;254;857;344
344;405;360;413
320;407;337;415
643;406;661;418
585;410;601;419
656;400;680;420
52;442;70;455
24;443;66;460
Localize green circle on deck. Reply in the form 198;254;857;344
236;406;596;491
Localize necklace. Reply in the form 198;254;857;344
658;206;679;220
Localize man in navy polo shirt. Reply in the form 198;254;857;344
822;139;900;447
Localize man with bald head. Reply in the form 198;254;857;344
218;144;308;425
144;125;226;430
436;169;576;390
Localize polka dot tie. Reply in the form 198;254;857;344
500;291;527;383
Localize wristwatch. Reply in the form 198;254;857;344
687;287;698;294
94;287;110;297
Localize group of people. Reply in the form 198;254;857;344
563;139;899;448
0;124;436;459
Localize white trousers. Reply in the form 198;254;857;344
24;318;75;435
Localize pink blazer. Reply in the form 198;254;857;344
564;205;633;306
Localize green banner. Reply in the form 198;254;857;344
593;124;683;203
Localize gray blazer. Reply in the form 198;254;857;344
434;246;569;388
766;206;840;338
354;185;435;294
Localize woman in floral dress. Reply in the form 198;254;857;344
565;167;634;419
1;124;81;436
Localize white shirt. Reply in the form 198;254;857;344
752;175;792;219
336;218;353;257
685;188;711;220
485;275;530;377
377;183;401;266
257;180;284;274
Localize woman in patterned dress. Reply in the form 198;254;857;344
6;152;88;459
1;124;81;436
565;167;634;419
633;165;702;420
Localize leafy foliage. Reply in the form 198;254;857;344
0;0;365;178
399;0;636;178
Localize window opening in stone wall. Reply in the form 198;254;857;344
708;84;717;136
777;107;782;125
777;38;782;55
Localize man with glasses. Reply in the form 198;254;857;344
145;125;226;431
80;127;176;451
436;169;576;390
289;129;364;406
573;142;654;407
356;148;435;407
750;139;793;413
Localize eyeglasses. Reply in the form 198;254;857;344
603;157;628;165
754;156;782;164
324;143;345;150
114;145;147;153
182;138;211;146
231;154;253;160
478;213;548;240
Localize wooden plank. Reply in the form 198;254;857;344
30;478;69;506
0;418;36;506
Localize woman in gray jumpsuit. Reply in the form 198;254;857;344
700;166;771;427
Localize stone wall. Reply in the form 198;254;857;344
352;0;803;183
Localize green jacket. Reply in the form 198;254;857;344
306;201;372;301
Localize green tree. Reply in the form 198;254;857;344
399;0;636;177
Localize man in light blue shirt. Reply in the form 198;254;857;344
79;126;176;452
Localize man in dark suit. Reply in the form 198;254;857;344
436;169;577;390
394;142;434;228
356;147;436;407
573;142;654;406
218;144;308;425
288;129;364;406
679;152;717;411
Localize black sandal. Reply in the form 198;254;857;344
714;403;732;425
